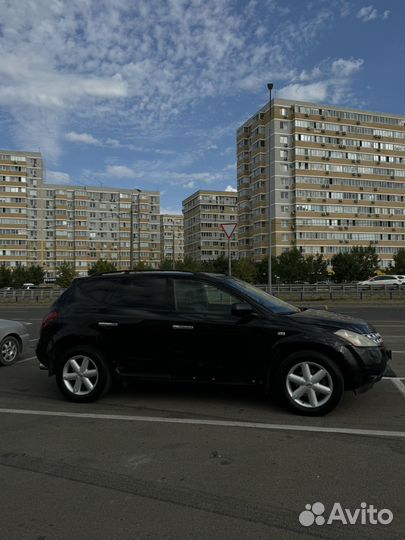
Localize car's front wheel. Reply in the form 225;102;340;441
0;335;20;366
276;351;344;416
56;346;112;403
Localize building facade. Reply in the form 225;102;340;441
237;99;405;267
183;190;238;261
0;150;160;277
160;214;184;262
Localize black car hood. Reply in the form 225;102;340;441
286;308;373;333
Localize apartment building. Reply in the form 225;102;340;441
183;190;238;261
0;150;160;277
237;99;405;267
160;214;184;262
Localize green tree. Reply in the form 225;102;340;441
273;249;307;283
255;256;277;284
11;266;28;288
305;254;328;283
331;245;380;282
88;259;117;275
55;262;77;288
233;258;258;283
389;248;405;274
159;258;175;270
25;265;45;285
176;257;201;272
0;265;12;288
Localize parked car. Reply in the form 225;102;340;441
36;272;390;415
22;283;36;290
392;275;405;284
0;319;30;366
357;275;403;288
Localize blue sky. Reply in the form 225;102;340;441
0;0;403;213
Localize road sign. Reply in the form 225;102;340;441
220;223;237;239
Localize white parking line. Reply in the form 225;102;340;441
0;408;403;439
15;356;37;364
390;378;405;399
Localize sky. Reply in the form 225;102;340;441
0;0;404;213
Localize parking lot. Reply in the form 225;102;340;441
0;303;404;540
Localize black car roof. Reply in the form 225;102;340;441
82;271;228;280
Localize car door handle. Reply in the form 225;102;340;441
172;325;194;330
98;322;119;327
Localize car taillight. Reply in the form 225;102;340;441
41;310;59;330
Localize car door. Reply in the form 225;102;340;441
167;277;272;384
95;275;174;378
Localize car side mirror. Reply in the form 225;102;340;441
231;302;254;317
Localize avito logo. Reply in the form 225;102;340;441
299;502;393;527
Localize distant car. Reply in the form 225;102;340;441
22;283;35;290
392;275;405;284
0;319;30;366
1;287;13;291
357;275;403;288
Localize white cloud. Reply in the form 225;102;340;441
279;82;328;102
105;165;135;178
356;5;387;22
183;181;196;189
331;58;364;77
65;131;101;145
46;170;71;184
225;185;237;192
0;0;342;161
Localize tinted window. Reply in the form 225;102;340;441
173;279;240;315
109;277;170;310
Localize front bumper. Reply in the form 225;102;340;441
343;344;390;391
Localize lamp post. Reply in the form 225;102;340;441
267;82;273;293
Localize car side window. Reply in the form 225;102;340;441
173;279;240;316
109;277;170;310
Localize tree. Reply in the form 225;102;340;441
88;259;117;275
159;258;175;270
0;266;12;288
55;262;77;288
273;249;307;283
25;265;45;285
331;245;380;282
233;258;258;283
389;248;405;274
176;257;201;272
305;254;328;283
10;266;28;288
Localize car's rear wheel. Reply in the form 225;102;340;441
276;351;344;416
0;335;20;366
56;346;112;403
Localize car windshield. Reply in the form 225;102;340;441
227;278;300;314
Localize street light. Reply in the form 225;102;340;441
267;82;273;292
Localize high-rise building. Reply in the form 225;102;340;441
160;214;184;262
237;99;405;267
0;150;160;277
183;190;238;261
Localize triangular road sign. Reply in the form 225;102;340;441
220;223;237;239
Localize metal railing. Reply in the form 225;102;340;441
0;288;64;303
257;283;405;301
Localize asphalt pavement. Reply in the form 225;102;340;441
0;302;404;540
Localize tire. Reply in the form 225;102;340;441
276;351;344;416
55;346;112;403
0;335;20;366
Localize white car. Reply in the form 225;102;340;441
0;319;30;366
357;275;403;287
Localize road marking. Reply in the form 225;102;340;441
392;350;405;353
15;356;37;364
0;408;403;439
390;378;405;399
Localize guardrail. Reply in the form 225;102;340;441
257;283;405;301
0;284;404;304
0;288;64;303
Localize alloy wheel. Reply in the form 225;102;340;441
1;338;18;364
286;361;333;409
62;355;99;396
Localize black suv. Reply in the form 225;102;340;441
36;272;390;415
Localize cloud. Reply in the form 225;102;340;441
0;0;342;161
225;185;237;192
46;170;71;184
356;5;389;22
65;131;101;145
279;56;364;105
105;165;135;178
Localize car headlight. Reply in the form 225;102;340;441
334;329;380;347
